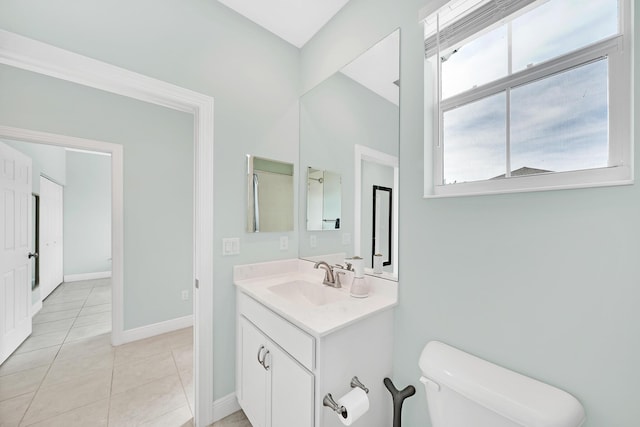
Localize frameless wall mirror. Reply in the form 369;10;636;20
299;29;400;280
246;155;294;233
306;167;342;231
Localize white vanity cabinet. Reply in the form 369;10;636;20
236;286;395;427
237;295;315;427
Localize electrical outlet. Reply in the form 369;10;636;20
310;235;317;248
222;237;240;255
279;236;288;251
181;290;189;300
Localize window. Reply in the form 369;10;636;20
422;0;632;197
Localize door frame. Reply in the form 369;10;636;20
354;144;399;277
0;30;215;426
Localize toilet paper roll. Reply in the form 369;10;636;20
336;388;369;426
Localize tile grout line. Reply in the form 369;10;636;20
108;347;193;425
16;282;93;427
171;345;194;418
16;280;110;427
110;349;182;398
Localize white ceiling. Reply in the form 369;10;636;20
217;0;351;48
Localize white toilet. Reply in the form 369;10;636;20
419;341;586;427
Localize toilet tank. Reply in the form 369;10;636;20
419;341;585;427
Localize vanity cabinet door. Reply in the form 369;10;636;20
239;317;269;427
270;344;314;427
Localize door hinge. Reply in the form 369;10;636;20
194;279;199;289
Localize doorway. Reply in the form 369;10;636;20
0;30;215;426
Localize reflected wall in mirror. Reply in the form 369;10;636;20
299;29;400;280
307;167;341;230
246;155;294;232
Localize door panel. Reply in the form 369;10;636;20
3;271;15;331
0;142;33;364
270;344;314;427
240;317;268;427
4;190;14;249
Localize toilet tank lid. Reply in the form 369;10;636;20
419;341;585;427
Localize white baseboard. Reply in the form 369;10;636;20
31;300;42;316
118;315;193;345
64;271;112;282
212;393;241;423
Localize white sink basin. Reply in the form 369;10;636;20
269;280;348;306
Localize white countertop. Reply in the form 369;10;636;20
233;259;398;337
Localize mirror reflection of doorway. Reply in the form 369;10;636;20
372;185;392;268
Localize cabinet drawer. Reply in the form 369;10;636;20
238;292;315;370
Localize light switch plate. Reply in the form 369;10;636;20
310;235;317;248
222;237;240;255
342;233;351;245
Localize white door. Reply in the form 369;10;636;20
0;142;33;365
39;176;63;299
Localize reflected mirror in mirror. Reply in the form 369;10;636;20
299;29;400;280
247;155;294;233
372;185;392;269
32;194;40;290
307;167;342;231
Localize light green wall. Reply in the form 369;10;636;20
299;72;399;258
0;0;300;401
302;0;640;426
64;150;111;276
0;64;194;330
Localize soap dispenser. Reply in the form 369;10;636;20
349;256;369;298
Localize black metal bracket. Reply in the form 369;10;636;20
384;377;416;427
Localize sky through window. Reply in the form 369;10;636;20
441;0;617;184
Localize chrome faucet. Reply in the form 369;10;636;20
314;261;342;288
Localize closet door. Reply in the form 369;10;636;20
39;177;64;299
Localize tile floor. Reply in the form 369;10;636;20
0;279;251;427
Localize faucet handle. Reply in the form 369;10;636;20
333;263;353;272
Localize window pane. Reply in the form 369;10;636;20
512;0;618;72
510;59;609;175
442;25;508;99
443;92;506;184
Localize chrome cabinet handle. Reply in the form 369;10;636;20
257;345;265;365
28;252;38;259
262;350;270;371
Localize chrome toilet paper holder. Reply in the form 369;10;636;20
323;376;369;416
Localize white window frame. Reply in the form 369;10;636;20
422;0;634;198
